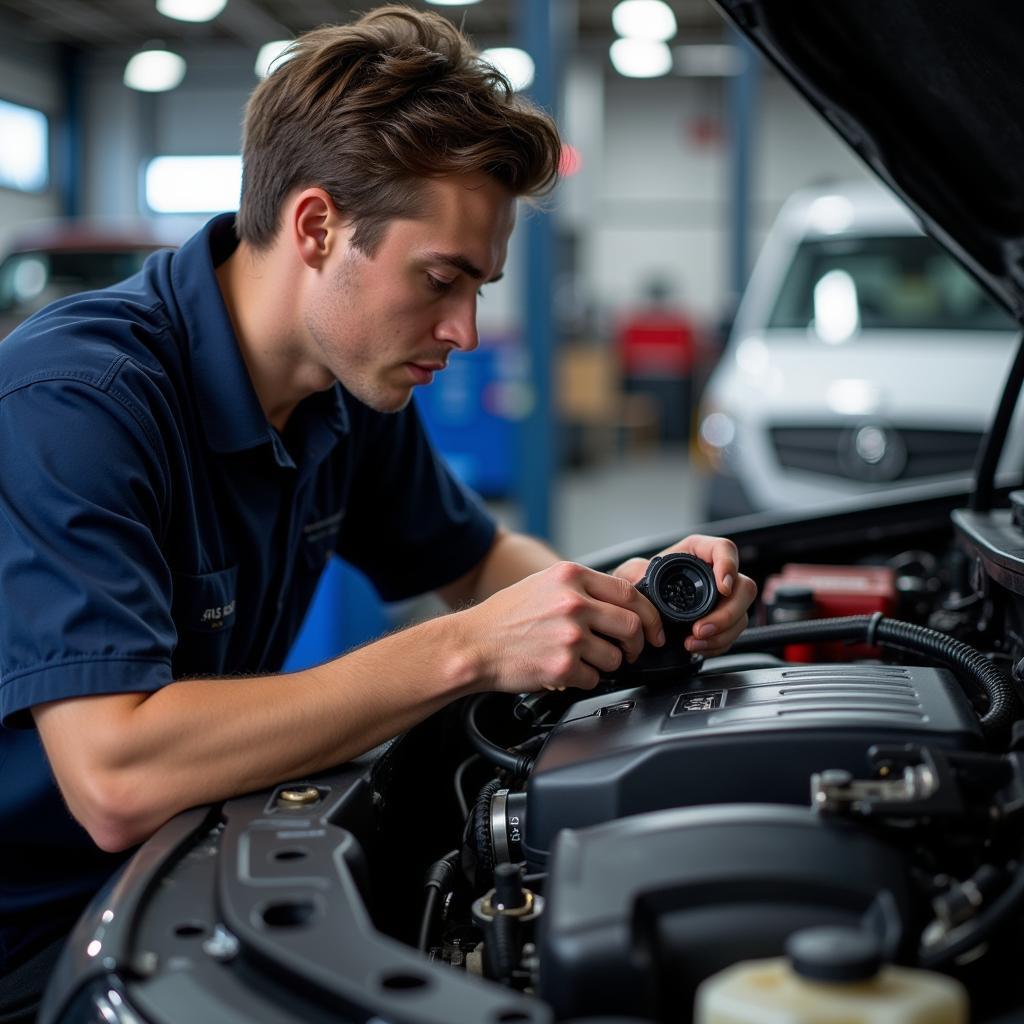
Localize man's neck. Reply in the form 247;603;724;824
214;241;330;432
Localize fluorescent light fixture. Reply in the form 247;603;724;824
813;269;860;344
0;98;48;192
155;0;227;22
255;40;293;78
612;0;677;42
425;0;482;5
673;44;745;77
609;38;672;78
481;47;535;92
124;49;186;92
145;155;242;213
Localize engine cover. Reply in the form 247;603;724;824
523;660;982;865
536;803;913;1021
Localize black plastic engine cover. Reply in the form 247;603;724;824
536;803;912;1022
524;663;981;864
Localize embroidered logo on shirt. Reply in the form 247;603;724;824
303;510;345;545
201;600;236;629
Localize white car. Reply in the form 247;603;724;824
698;181;1020;518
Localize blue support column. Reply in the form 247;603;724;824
728;31;759;297
58;45;83;218
518;0;563;541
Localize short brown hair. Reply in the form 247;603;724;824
236;4;562;253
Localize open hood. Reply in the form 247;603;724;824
713;0;1024;325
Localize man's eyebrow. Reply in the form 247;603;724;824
424;251;504;284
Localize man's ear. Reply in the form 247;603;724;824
291;188;349;269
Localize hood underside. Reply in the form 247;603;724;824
713;0;1024;325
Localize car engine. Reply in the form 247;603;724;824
294;492;1013;1024
39;486;1024;1024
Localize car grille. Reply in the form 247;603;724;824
769;425;983;482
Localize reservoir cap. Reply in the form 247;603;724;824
786;926;882;983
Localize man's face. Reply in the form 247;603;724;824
305;173;516;413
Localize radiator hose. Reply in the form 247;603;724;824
731;613;1016;739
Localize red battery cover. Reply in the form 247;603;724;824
762;564;898;661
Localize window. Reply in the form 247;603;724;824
144;155;242;213
0;249;157;319
0;98;49;192
768;235;1016;333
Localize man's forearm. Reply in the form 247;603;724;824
34;612;483;853
36;530;557;854
439;528;561;607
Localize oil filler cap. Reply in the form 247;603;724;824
786;926;882;983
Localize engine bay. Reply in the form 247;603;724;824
40;482;1024;1024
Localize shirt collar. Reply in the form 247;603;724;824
169;213;350;456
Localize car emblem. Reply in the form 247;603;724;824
854;425;888;465
839;423;907;482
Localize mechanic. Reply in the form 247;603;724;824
0;3;756;1009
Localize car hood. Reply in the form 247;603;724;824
714;330;1018;425
713;0;1024;325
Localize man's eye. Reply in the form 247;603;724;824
427;275;453;293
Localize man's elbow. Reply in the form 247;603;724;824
71;770;160;853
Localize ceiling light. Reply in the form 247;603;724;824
609;38;673;78
155;0;227;22
612;0;677;42
424;0;483;6
124;49;186;92
480;47;535;92
255;40;293;78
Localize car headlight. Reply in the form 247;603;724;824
695;406;737;472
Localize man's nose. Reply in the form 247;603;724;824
437;297;479;351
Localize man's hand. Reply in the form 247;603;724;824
611;534;757;658
455;561;666;694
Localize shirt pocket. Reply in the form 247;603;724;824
171;565;238;676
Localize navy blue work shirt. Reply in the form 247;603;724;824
0;214;496;970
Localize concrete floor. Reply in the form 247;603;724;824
488;444;708;562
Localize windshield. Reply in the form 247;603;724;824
767;234;1016;332
0;249;155;318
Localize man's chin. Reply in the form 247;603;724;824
357;387;413;415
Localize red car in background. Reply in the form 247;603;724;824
0;222;176;340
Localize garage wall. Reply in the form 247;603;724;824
0;18;63;249
72;41;880;332
78;42;527;333
80;45;252;234
584;68;875;327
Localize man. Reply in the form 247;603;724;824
0;3;756;998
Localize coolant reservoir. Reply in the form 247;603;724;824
694;926;968;1024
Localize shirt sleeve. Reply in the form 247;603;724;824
0;377;176;728
336;399;497;602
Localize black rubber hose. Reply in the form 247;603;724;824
731;614;1016;738
483;911;521;984
418;888;442;953
462;777;503;889
462;694;535;777
417;849;460;952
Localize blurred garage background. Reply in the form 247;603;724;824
1;0;1012;660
